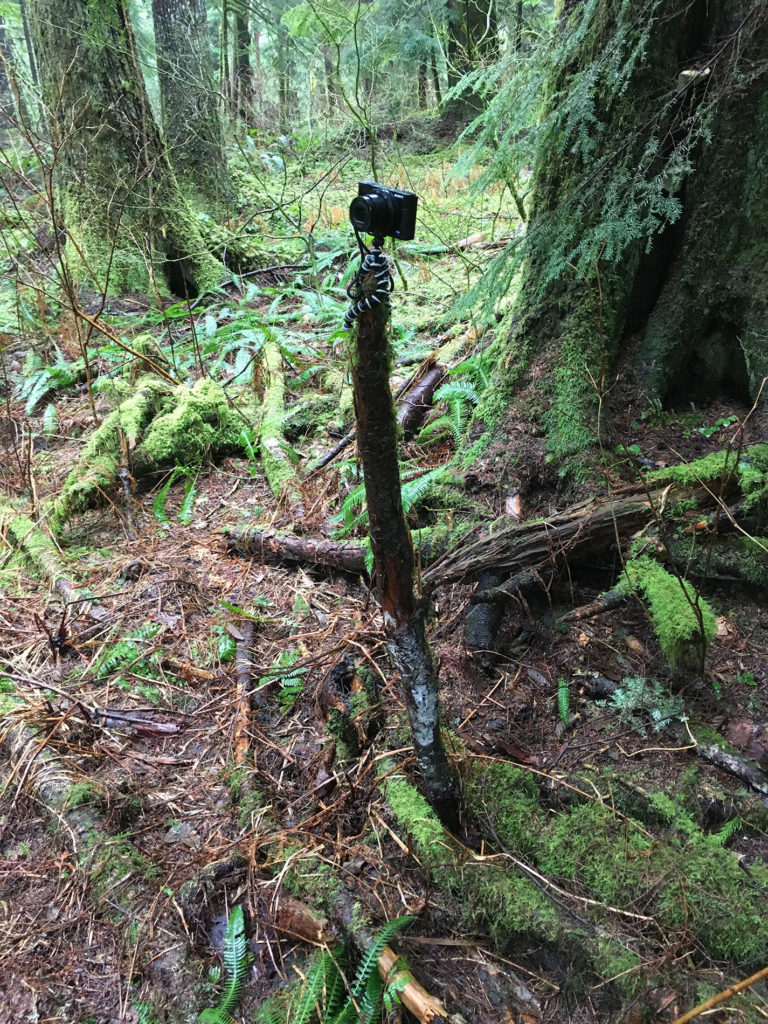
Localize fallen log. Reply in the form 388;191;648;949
398;365;447;438
225;527;367;574
423;493;653;588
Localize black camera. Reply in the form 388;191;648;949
349;181;418;241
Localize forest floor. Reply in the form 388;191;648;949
1;139;767;1024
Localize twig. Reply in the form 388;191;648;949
669;964;768;1024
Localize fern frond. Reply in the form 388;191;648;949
153;466;186;527
433;379;480;406
134;1003;161;1024
219;905;252;1014
178;476;198;525
348;916;415;1007
400;468;445;514
557;678;570;726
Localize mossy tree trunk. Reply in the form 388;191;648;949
487;0;768;469
28;0;222;296
151;0;228;210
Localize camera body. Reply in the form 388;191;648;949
349;181;418;241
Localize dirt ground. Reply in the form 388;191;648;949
1;325;767;1024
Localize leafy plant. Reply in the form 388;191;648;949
199;905;253;1024
19;350;79;414
94;623;161;680
153;466;199;528
557;677;570;726
259;648;308;710
601;676;685;737
254;916;414;1024
712;818;742;847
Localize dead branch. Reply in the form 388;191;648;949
225;527;367;574
398;365;447;438
695;743;768;796
233;621;256;763
669;964;768;1024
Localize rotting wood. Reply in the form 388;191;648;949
349;250;459;826
695;743;768;796
398;364;447;438
225;526;367;574
232;621;256;763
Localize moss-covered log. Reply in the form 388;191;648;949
258;339;303;507
49;376;253;533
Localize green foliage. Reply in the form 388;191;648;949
618;555;717;670
94;623;161;681
19;350;78;414
153;466;198;528
253;916;414;1024
601;676;685;737
259;649;307;710
198;906;253;1024
557;677;570;726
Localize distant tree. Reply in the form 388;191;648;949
29;0;221;295
232;2;254;121
151;0;228;208
444;0;498;115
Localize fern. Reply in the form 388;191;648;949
712;818;742;847
153;466;186;527
42;402;59;436
557;677;570;726
254;916;414;1024
199;905;253;1024
178;476;198;525
94;624;160;680
134;1003;160;1024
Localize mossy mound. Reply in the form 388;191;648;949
619;554;717;670
49;376;254;534
466;760;768;964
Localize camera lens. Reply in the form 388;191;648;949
349;191;392;236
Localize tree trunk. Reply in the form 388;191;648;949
349;249;459;826
485;0;768;469
151;0;227;209
444;0;497;116
430;50;442;106
417;59;428;109
28;0;221;296
233;7;253;122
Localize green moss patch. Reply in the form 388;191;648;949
618;554;717;670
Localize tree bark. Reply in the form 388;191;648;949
233;7;253;122
487;1;768;468
350;253;459;826
28;0;221;296
151;0;227;208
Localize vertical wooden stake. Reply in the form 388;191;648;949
349;248;459;827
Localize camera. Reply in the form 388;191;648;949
349;181;418;241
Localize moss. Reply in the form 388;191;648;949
466;759;768;964
384;772;559;947
64;781;107;810
258;341;296;499
85;832;160;898
0;507;70;584
618;554;717;670
141;377;248;465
